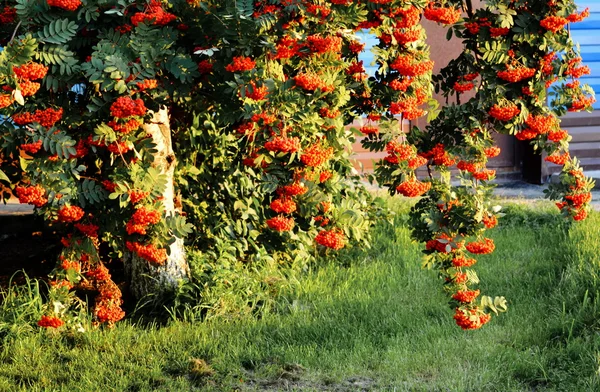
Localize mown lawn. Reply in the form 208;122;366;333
1;201;600;391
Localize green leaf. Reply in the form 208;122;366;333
37;19;78;44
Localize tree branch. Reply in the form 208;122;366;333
9;21;21;45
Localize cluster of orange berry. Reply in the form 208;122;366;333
37;315;64;328
266;216;295;232
465;238;495;255
0;5;16;24
47;0;81;11
108;118;141;134
540;15;568;32
423;4;461;25
129;189;150;204
15;185;48;207
300;144;334;167
497;65;536;83
20;140;43;154
245;82;269;101
306;35;342;55
315;229;346;250
452;289;481;304
110;96;147;118
453;308;491;330
225;56;256;73
489;27;510;37
126;241;167;264
389;55;434;77
264;136;300;153
488;103;520;121
74;222;99;238
57;205;85;223
270;197;297;214
294;72;332;92
126;207;161;235
395;178;431;197
130;0;176;26
136;79;158;91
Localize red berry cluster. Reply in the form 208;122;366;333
266;216;295;232
126;241;168;264
482;214;498;229
452;289;481;303
484;146;501;158
264;136;300;153
465;238;495;255
126;207;161;235
391;29;421;45
389;55;434;77
294;72;332;92
13;108;63;128
0;6;16;24
306;35;342;55
488;103;520;121
358;124;378;135
86;264;111;281
130;0;176;26
452;255;477;268
489;27;510;37
464;17;492;35
0;95;12;109
136;79;158;91
278;182;308;196
108;119;141;134
245;82;269;101
129;190;150;204
197;60;214;74
388;78;413;91
15;185;48;207
424;143;456;166
453;81;474;93
319;171;332;183
315;229;346;250
540;16;567;33
57;205;85;223
547;129;568;142
74;223;99;238
13;62;48;80
472;169;495;181
37;315;64;328
20;80;40;97
46;0;81;11
20;140;43;154
270;198;297;214
110;97;147;118
107;141;132;154
391;6;421;28
395;179;431;197
497;66;536;83
301;144;334;167
225;56;256;72
423;5;461;25
453;308;491;330
568;95;596;112
567;8;589;23
545;152;570;165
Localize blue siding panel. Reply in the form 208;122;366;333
569;3;600;108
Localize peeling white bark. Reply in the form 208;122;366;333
125;107;189;300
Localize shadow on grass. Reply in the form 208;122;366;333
2;203;600;391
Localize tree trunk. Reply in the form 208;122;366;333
125;107;189;300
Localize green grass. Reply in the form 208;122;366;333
1;201;600;391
